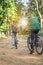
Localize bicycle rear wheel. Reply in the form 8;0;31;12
36;37;43;55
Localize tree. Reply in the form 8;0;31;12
14;0;24;17
35;0;43;28
27;0;43;28
0;0;17;34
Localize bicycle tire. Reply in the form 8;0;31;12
36;37;43;55
27;37;32;51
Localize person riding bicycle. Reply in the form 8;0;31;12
28;14;40;54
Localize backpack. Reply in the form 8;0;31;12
29;17;40;30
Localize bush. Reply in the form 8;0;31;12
38;29;43;37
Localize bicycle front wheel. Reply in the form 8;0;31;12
36;37;43;55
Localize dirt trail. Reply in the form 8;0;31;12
0;37;43;65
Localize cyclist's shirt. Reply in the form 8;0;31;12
29;17;40;30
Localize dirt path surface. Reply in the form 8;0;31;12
0;37;43;65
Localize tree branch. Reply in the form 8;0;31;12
35;0;42;19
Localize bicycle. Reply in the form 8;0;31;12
27;33;43;55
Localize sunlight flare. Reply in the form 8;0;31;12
18;17;28;29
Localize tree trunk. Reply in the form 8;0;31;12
35;0;42;29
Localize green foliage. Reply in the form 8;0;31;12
38;29;43;37
27;0;43;16
0;0;17;33
16;3;24;16
14;0;24;17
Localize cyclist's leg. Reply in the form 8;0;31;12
16;34;18;44
11;33;15;48
34;29;39;44
15;34;18;49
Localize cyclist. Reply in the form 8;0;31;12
28;14;40;54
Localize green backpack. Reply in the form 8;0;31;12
29;17;40;30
